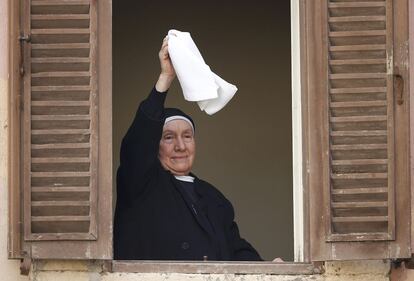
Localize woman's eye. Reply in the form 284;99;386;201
164;135;173;140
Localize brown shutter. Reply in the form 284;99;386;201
19;0;112;259
306;0;411;260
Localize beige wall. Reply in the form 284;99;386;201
113;0;293;261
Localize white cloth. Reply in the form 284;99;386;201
174;175;195;183
167;29;237;115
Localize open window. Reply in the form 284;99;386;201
8;0;412;274
112;0;293;262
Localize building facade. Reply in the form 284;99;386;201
1;0;414;280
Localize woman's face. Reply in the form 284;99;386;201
159;119;195;176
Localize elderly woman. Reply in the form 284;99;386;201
113;37;262;261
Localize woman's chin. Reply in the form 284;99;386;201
170;165;190;175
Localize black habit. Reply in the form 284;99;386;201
114;87;262;261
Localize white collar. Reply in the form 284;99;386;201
174;175;195;183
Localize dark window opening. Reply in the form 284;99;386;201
113;0;293;261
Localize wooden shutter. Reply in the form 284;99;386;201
306;0;411;260
19;0;112;259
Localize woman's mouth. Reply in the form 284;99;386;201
172;156;187;160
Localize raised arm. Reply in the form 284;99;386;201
116;37;176;204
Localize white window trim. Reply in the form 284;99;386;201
291;0;305;263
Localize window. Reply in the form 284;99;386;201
113;0;293;262
8;0;413;275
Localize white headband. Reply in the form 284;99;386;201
164;115;194;132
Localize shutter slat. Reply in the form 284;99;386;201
332;201;388;208
332;159;387;165
332;187;388;195
32;157;90;163
32;115;90;121
329;59;386;66
331;130;387;136
31;28;90;35
329;2;386;8
332;216;388;223
330;44;386;51
32;201;90;207
329;15;385;22
31;14;90;20
32;129;90;135
329;30;386;37
32;143;90;149
32;85;91;91
32;57;89;63
32;101;90;106
330;87;386;94
32;43;90;49
32;186;90;192
331;144;387;150
331;173;388;180
330;101;386;107
31;71;90;78
31;0;91;6
31;216;90;222
330;73;386;79
331;116;386;122
31;172;91;177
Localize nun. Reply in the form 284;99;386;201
113;37;262;261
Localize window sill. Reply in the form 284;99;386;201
112;261;322;275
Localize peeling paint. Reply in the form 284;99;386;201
386;49;393;75
26;261;393;281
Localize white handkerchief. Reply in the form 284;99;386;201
167;29;237;115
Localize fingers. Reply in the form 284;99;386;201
161;38;168;50
160;36;169;54
159;42;168;60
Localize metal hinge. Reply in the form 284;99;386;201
18;33;30;76
18;34;31;43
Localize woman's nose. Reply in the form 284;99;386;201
175;137;186;151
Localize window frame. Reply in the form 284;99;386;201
11;0;414;275
8;0;312;271
111;0;313;273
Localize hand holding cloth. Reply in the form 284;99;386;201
167;29;237;115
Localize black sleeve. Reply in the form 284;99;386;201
224;199;263;261
116;87;167;205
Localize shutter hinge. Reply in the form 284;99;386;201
18;34;30;76
20;251;32;276
18;34;31;43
